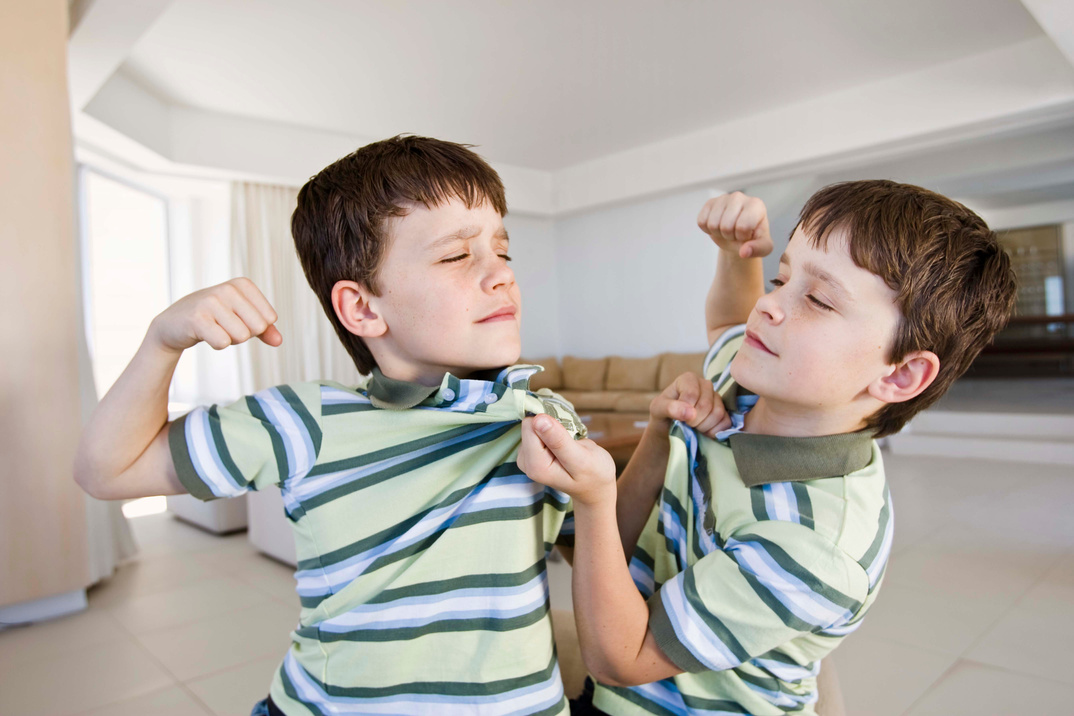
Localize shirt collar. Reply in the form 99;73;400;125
367;364;544;410
727;429;875;487
714;375;874;486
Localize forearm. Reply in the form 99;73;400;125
705;250;764;343
74;325;182;497
615;422;672;557
571;500;653;685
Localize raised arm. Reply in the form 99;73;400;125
74;278;281;500
698;192;773;345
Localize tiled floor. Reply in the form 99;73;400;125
1;450;1072;715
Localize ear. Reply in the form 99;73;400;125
331;280;387;338
868;350;940;404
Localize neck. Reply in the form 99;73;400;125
374;361;453;387
743;397;872;437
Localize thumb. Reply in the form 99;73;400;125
258;324;283;347
530;414;591;473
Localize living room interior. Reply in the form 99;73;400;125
3;1;1074;715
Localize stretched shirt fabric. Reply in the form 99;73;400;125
594;326;894;716
169;365;585;716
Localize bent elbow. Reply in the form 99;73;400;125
586;659;641;689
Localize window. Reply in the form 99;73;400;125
80;168;171;397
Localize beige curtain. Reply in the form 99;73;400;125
230;182;361;391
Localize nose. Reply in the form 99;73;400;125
480;252;515;293
754;287;785;324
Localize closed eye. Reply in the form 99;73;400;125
440;254;469;263
807;295;834;311
499;254;512;262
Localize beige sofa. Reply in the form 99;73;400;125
525;352;707;414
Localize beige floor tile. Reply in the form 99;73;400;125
904;660;1074;716
856;583;1004;656
135;601;297;682
225;554;300;608
130;513;249;558
964;603;1074;685
107;576;272;635
0;638;174;716
884;525;1057;619
186;656;281;716
76;686;212;716
829;635;956;716
87;553;225;609
0;609;124;669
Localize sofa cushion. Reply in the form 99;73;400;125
606;355;661;392
556;391;620;412
562;356;609;391
657;351;708;390
524;357;562;391
614;391;661;413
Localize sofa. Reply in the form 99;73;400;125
524;351;707;414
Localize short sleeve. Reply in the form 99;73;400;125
169;383;324;501
703;325;747;385
646;518;868;674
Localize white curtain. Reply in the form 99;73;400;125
230;182;361;391
75;171;136;584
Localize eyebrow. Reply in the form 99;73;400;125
778;251;852;303
427;226;509;252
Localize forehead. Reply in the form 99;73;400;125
383;198;505;256
784;225;898;308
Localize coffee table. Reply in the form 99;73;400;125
581;413;650;472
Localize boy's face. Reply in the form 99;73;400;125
369;197;521;384
730;225;902;421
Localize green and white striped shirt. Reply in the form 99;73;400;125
169;365;584;715
594;327;893;716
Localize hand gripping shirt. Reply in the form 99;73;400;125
169;364;585;716
594;327;894;716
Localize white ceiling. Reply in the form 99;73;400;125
69;0;1074;215
120;0;1044;170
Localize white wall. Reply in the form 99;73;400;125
553;187;717;358
504;213;562;358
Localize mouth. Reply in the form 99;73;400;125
477;306;518;323
744;329;777;356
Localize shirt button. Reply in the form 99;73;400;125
484;393;498;404
442;389;456;401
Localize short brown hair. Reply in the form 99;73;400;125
799;180;1016;437
291;135;507;374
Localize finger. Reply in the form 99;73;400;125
702;200;727;237
695;402;728;437
209;301;254;345
684;384;715;429
231;278;279;326
519;419;571;488
196;320;233;351
652;396;696;423
718;195;745;240
530;414;597;476
696;198;715;232
226;291;274;339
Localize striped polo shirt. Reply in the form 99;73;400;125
594;327;893;716
169;364;585;715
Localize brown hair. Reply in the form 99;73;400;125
799;180;1017;437
291;135;508;374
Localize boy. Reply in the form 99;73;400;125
517;182;1016;715
75;136;586;715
